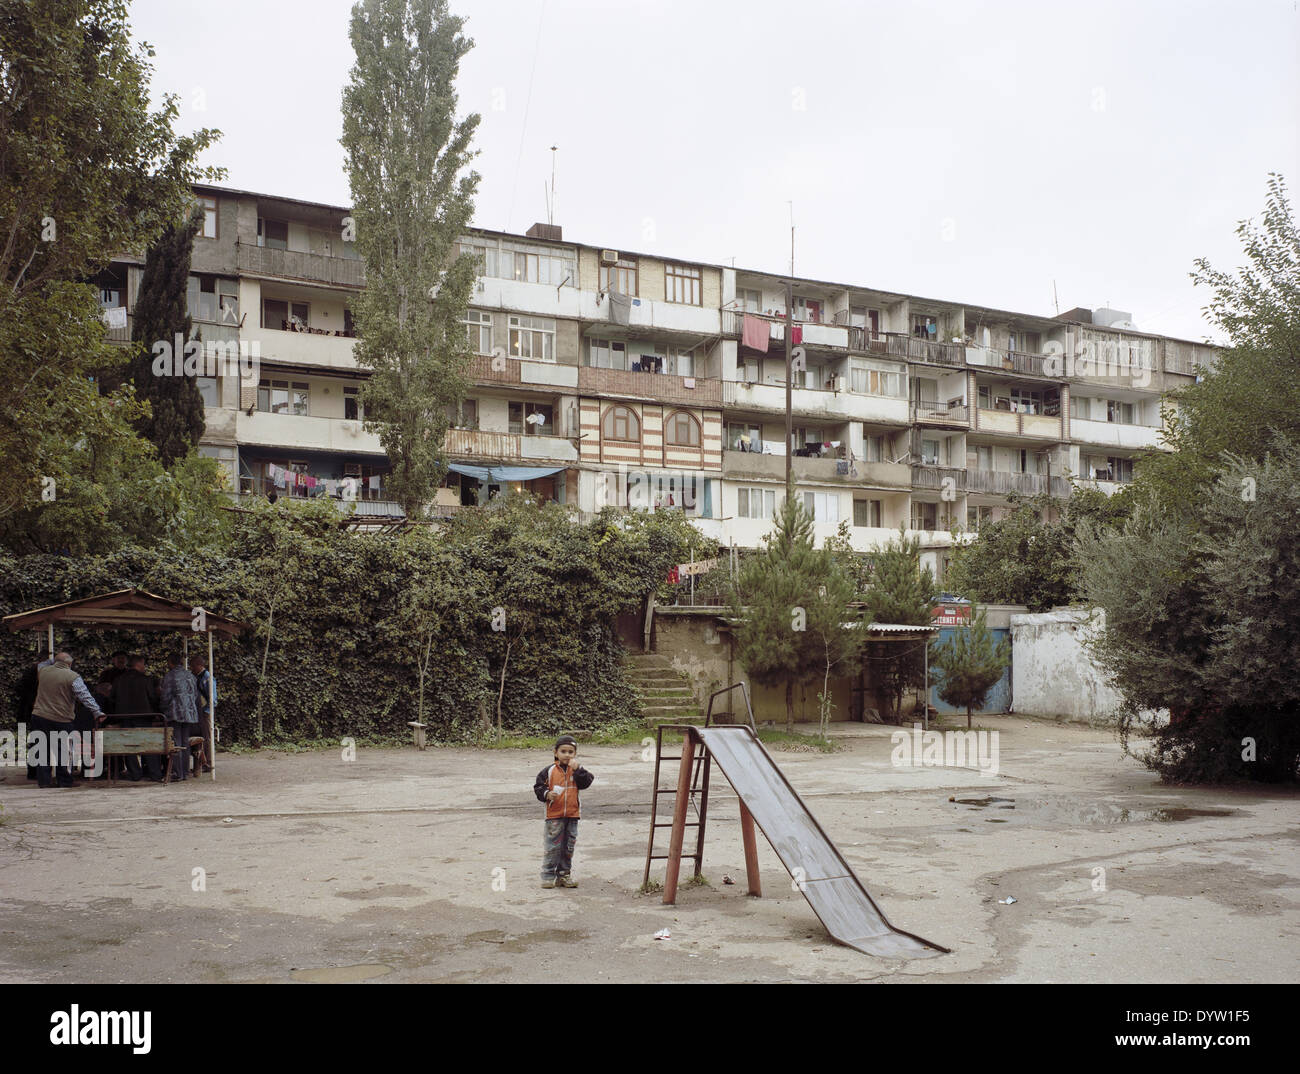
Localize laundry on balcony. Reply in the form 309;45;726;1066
609;291;632;326
741;313;769;353
447;463;566;484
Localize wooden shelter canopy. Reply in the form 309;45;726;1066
2;589;251;636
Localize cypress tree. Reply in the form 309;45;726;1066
130;210;205;467
929;607;1011;729
863;530;937;723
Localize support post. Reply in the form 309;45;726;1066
207;630;216;782
739;799;762;897
662;729;696;905
46;623;54;659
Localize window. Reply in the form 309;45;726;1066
257;379;309;416
1109;456;1134;482
187;275;218;322
262;298;309;330
98;286;122;310
1008;330;1041;354
1107;399;1134;424
508;315;555;361
665;346;694;377
198;445;235;489
803;492;839;523
978;385;992;409
742;357;761;384
449;398;478;429
736;288;762;313
912;314;938;338
921;438;941;466
508;401;553;435
599;257;637;295
457;242;498;277
728;422;762;450
967;505;994;532
218;279;239;324
258;218;288;250
587;338;627;370
199;196;217;239
463;310;493;354
910;501;938;530
501;246;575;286
344;386;364;421
665;263;702;305
737;487;776;520
853;499;883;528
793;296;822;323
665;411;701;447
851;359;904;397
850;306;880;334
1010;387;1042;415
1071;395;1091;420
973;445;993;471
863;433;886;462
602;405;640;442
196;377;219;407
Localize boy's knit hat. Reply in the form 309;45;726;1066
554;735;578;750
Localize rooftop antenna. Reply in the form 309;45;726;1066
788;200;795;277
547;145;558;226
1053;279;1059;315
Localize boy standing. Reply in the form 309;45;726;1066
533;735;594;889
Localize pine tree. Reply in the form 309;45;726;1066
341;0;481;520
863;530;937;723
130;211;205;467
929;607;1011;729
731;484;859;730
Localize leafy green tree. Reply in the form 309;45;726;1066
863;530;937;723
929;608;1011;729
947;488;1133;610
0;0;222;551
341;0;481;520
1076;176;1300;783
130;210;206;467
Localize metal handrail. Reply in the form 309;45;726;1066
703;682;756;732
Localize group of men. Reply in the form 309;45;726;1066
22;649;216;787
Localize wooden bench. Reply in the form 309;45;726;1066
101;724;177;784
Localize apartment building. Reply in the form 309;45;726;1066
97;186;1217;579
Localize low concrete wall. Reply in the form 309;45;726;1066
1011;607;1150;724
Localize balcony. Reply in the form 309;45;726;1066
885;333;965;366
975;408;1063;439
966;470;1071;497
445;428;578;464
578;366;722;407
236;411;385;454
236;242;366;288
1069;417;1163;451
911;464;967;492
724;310;864;352
468;353;578;389
249;325;357;371
912;401;969;427
722;449;910;488
723;379;909;424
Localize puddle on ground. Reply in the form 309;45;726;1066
949;797;1237;826
290;963;392;983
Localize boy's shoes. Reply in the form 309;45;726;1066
556;876;578;888
540;879;557;889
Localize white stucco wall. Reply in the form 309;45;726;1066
1011;607;1140;723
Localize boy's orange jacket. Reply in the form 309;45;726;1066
533;762;595;819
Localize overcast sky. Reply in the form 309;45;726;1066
130;0;1299;342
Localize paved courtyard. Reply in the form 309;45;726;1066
1;715;1296;983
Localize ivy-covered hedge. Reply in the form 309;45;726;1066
0;498;700;745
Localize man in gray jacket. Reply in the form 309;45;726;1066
160;652;200;782
31;652;104;788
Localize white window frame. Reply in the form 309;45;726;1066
463;309;493;355
737;487;776;520
803;491;839;523
508;315;556;362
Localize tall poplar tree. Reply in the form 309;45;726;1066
341;0;481;519
130;210;205;467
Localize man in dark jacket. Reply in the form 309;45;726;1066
109;655;162;782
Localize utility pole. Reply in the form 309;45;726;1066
785;278;793;489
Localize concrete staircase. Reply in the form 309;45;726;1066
625;653;702;727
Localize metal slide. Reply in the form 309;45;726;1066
696;725;949;959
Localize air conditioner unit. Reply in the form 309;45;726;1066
600;250;619;265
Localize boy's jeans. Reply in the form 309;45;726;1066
542;818;578;879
